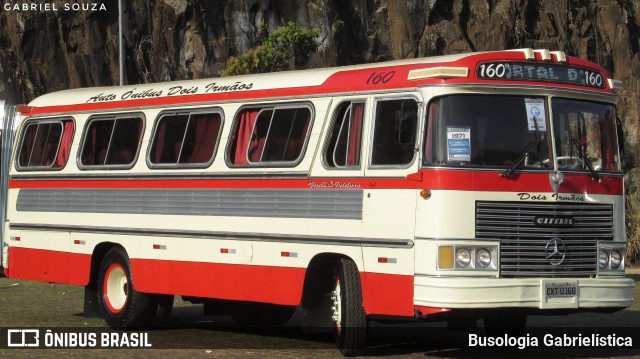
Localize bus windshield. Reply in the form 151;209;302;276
424;95;620;173
425;95;551;169
552;98;619;172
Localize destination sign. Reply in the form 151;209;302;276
476;62;606;89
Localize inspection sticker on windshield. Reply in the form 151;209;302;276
525;98;547;131
447;127;471;162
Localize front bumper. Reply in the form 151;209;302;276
414;275;634;310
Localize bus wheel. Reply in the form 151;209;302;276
331;258;366;356
97;246;151;328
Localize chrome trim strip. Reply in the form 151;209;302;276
17;188;364;220
9;223;414;248
10;172;311;181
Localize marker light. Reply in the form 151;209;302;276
420;189;431;200
438;246;454;269
407;67;469;80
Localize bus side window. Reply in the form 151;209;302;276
324;101;365;168
371;99;418;166
229;105;312;166
80;115;144;168
16;118;74;170
149;110;223;167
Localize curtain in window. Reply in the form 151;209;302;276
153;120;167;163
18;125;36;166
346;103;363;166
55;121;74;167
185;115;221;163
234;110;259;165
81;124;98;165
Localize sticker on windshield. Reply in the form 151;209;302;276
525;98;547;131
447;127;471;162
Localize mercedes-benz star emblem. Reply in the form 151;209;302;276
545;238;567;266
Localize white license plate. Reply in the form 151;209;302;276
544;282;577;298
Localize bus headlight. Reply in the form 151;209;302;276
455;248;471;268
476;248;492;268
438;244;498;271
597;243;625;273
610;250;622;269
598;250;609;269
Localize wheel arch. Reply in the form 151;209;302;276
301;252;357;309
83;241;120;318
87;242;121;290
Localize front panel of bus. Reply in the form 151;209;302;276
413;85;632;311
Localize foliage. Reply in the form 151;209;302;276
222;22;320;77
626;193;640;262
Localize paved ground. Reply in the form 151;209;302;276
0;268;639;358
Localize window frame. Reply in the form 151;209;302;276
422;94;553;171
225;102;315;168
368;95;421;170
551;96;621;174
77;112;146;170
322;99;367;170
146;108;224;169
15;117;75;172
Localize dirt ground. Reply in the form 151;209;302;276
0;268;639;358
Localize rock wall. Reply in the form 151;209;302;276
1;0;640;228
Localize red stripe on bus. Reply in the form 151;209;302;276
6;247;91;286
7;246;416;316
420;169;623;195
361;272;414;316
130;258;306;306
8;169;623;194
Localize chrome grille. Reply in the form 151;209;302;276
476;201;613;278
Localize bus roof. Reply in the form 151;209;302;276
24;49;617;116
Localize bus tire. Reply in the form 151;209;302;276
331;258;367;356
97;246;151;328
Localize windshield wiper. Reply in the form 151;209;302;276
572;139;600;182
501;138;544;178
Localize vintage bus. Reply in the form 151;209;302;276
1;48;632;355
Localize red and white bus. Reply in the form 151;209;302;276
1;48;632;355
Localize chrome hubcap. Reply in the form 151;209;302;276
331;278;341;331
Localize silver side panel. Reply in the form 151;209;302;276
16;188;364;220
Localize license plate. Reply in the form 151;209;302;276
544;282;577;298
